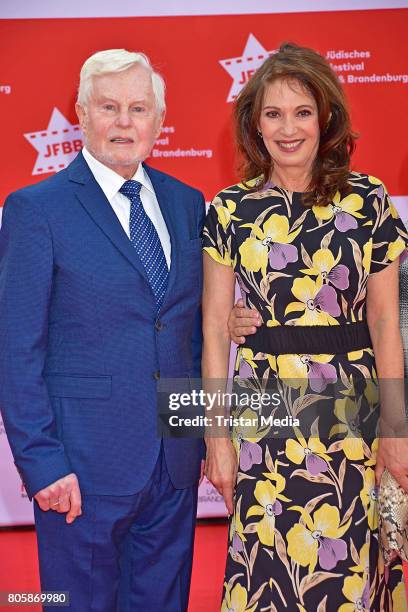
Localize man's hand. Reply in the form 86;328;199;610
199;459;205;485
205;438;237;515
228;299;261;344
375;436;408;493
34;473;82;524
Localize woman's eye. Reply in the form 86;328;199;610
266;111;279;118
103;104;115;111
298;109;312;117
133;106;145;112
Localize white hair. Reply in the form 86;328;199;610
77;48;166;113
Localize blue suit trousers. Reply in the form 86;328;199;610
34;446;198;612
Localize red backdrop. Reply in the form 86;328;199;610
1;8;408;206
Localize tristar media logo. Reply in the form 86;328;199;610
24;108;83;175
220;34;274;102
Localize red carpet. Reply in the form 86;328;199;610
0;522;228;611
0;522;407;611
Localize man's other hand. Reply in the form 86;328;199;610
228;298;261;344
34;473;82;524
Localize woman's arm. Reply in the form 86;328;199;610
366;258;408;491
202;253;237;513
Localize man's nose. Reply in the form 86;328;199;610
116;110;132;127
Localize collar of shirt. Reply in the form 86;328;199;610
82;147;155;203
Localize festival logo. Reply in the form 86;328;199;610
24;108;83;175
220;33;274;102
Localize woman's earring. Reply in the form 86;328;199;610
257;130;262;138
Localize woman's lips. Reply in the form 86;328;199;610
276;139;304;152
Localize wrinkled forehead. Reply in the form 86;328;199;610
89;64;155;103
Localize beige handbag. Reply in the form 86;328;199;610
378;468;408;564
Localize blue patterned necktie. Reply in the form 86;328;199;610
119;180;168;309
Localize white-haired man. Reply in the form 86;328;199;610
0;49;205;611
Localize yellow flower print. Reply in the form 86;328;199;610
392;582;408;611
221;582;257;612
338;574;370;612
360;467;378;531
364;438;378;467
285;276;340;325
264;353;277;372
229;498;247;555
350;541;369;574
301;248;350;290
313;192;365;232
362;239;372;273
277;352;337;393
285;427;331;476
347;347;374;361
368;175;382;186
287;503;349;573
246;477;289;547
235;348;258;379
214;197;240;231
330;397;365;460
265;304;280;328
237;177;260;191
203;246;234;267
239;214;301;276
386;236;406;262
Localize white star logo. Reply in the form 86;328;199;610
24;108;83;175
220;34;275;103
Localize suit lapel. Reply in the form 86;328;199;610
68;153;151;284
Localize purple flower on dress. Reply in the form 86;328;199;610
232;532;244;553
268;243;298;270
318;536;347;570
305;452;329;475
269;499;283;516
235;274;250;306
326;264;349;290
307;359;338;393
239;358;253;379
361;579;370;609
334;211;358;232
313;284;341;317
239;440;263;472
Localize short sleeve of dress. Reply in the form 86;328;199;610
202;194;236;267
370;180;408;274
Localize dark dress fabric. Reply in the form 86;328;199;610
203;173;408;611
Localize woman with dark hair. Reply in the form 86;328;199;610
202;42;408;610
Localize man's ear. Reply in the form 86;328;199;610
155;109;165;139
75;102;87;134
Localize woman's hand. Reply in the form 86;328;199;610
228;299;261;344
375;435;408;492
205;438;238;514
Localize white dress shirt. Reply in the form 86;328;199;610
82;147;171;268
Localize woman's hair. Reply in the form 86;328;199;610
234;42;357;207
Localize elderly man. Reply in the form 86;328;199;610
0;49;206;611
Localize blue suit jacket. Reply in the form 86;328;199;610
0;152;205;498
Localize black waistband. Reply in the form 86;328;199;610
244;321;372;355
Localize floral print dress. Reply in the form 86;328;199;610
203;173;408;612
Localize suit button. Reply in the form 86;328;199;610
153;370;160;380
155;320;163;331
